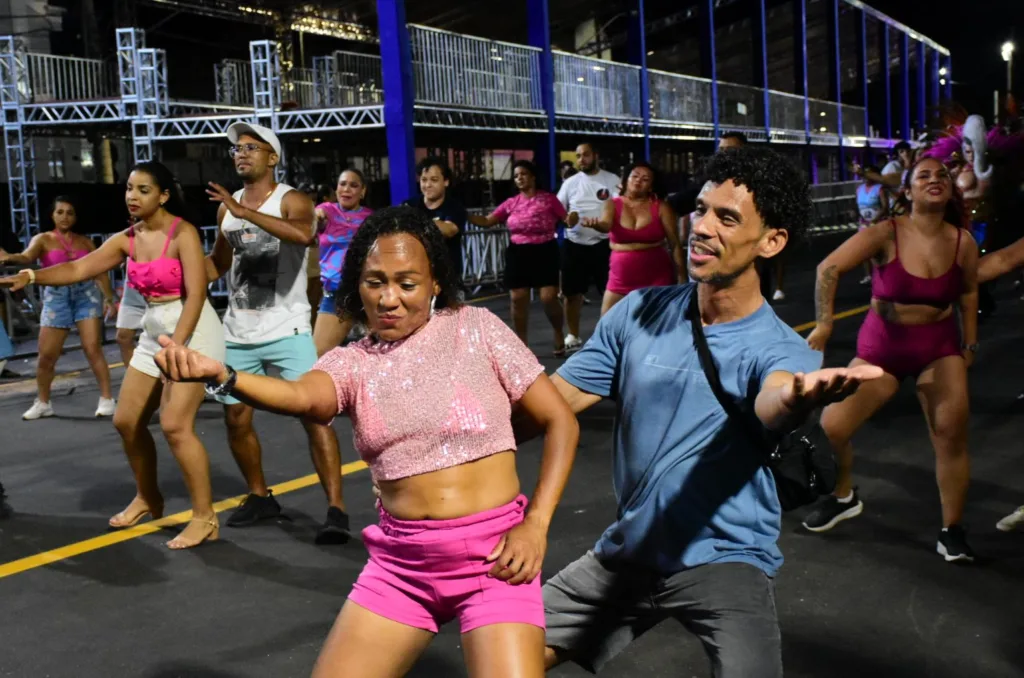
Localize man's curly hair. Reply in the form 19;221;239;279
335;205;464;323
703;147;812;244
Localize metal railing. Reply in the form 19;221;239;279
332;51;383;106
717;81;764;130
768;90;807;134
409;24;542;112
553;51;641;119
648;70;713;126
26;53;115;103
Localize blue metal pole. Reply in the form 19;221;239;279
930;49;940;109
916;40;926;133
377;0;416;204
626;0;651;160
798;0;810;144
901;31;910;140
702;0;719;143
527;0;557;191
882;24;891;141
758;0;771;142
943;54;952;101
859;9;869;139
829;0;846;180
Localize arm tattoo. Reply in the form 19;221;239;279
815;264;838;324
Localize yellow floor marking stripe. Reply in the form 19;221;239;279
0;460;369;580
0;303;871;578
791;305;869;333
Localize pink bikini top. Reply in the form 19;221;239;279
610;197;666;245
39;231;89;267
127;218;185;299
872;220;964;308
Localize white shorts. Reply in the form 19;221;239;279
116;286;147;331
129;298;225;379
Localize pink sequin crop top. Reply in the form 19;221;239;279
312;305;544;482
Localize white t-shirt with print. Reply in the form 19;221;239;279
556;169;620;246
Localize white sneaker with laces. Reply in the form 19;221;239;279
22;399;55;421
996;506;1024;532
564;334;583;354
95;397;116;417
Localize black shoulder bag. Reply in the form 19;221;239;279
687;294;837;511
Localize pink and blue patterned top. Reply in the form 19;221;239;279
317;202;373;292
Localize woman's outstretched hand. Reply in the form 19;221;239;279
154;335;226;383
0;271;31;291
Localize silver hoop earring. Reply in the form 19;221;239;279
429;295;436;316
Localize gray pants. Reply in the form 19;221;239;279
543;551;782;677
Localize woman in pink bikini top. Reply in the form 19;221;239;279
0;196;118;420
1;161;226;551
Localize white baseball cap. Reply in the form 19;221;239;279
227;121;282;156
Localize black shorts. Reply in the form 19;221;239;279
560;239;611;297
504;240;560;290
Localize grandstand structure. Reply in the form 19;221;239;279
0;0;950;249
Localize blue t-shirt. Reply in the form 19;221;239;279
557;284;822;577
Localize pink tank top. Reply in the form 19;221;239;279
127;218;185;298
872;220;964;307
610;197;666;245
39;231;89;267
312;305;544;482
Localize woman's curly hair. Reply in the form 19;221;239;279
703;147;813;244
335;205;464;323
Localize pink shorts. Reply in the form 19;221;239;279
607;247;675;296
348;494;544;633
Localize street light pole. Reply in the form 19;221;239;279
1002;41;1015;94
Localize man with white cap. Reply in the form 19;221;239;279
205;121;350;544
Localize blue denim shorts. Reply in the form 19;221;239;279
40;282;104;329
318;289;338;316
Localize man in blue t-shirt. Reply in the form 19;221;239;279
540;148;883;677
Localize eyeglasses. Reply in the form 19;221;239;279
228;143;272;157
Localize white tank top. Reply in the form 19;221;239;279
220;182;312;344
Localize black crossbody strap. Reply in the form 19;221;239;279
687;292;769;454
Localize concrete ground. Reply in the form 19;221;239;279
1;263;1022;678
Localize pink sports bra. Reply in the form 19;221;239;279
39;231;89;267
610;197;666;245
872;220;964;308
127;218;185;299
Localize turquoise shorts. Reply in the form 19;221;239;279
219;332;318;406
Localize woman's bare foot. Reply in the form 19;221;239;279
166;515;219;550
108;495;164;529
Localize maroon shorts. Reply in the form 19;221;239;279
856;309;962;380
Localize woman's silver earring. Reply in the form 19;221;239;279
429;295;436;316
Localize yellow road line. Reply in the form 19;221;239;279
0;303;870;579
0;460;368;580
792;305;869;333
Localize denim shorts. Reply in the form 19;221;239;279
318;289;338;316
40;282;104;329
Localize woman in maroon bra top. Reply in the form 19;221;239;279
804;157;979;563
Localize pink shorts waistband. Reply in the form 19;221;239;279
377;494;528;537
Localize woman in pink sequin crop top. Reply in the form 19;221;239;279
2;161;226;551
154;205;580;676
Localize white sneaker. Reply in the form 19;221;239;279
772;289;786;301
564;334;584;354
22;399;55;421
996;506;1024;532
95;397;116;417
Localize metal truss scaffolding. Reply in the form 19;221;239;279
0;36;38;246
250;40;285;182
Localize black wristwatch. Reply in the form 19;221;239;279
205;365;238;397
